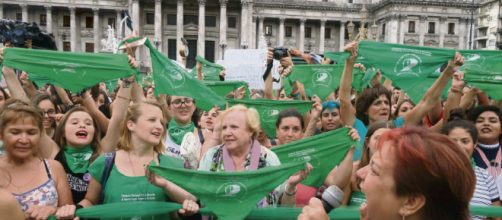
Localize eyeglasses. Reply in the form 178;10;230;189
171;98;194;108
42;109;56;116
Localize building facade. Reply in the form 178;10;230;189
475;0;502;50
0;0;485;68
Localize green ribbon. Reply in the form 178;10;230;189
63;145;93;174
167;120;195;145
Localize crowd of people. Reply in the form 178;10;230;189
0;34;500;220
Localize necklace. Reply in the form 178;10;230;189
127;151;156;176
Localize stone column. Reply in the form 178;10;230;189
131;0;140;33
93;8;100;53
45;6;53;34
247;1;254;49
339;20;346;51
197;0;206;56
399;15;406;44
20;4;28;22
258;16;264;39
458;18;464;49
299;18;306;51
319;19;326;54
439;16;447;48
419;15;427;46
70;7;77;52
219;0;228;59
116;10;121;30
155;0;162;52
278;17;285;46
240;0;249;48
176;0;184;62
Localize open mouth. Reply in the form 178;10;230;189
75;130;89;139
151;131;161;138
481;127;492;133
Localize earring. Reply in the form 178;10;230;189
402;214;406;220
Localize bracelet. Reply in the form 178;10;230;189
116;95;131;101
284;184;297;196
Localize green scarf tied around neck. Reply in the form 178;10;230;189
168;120;195;145
64;145;93;173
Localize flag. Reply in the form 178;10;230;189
145;39;226;111
459;50;502;100
189;55;224;81
2;47;136;92
272;127;356;187
149;161;305;220
357;40;455;103
284;64;344;100
203;80;249;99
227;99;312;138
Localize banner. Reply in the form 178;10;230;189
150;162;305;220
145;39;226;111
2;47;136;92
272;127;356;187
227;99;312;138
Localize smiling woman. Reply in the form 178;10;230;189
0;99;72;219
199;105;312;208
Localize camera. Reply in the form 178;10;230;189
0;19;57;50
273;47;289;60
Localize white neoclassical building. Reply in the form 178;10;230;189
0;0;491;68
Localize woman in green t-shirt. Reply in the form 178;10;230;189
56;101;199;219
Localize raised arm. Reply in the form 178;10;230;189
100;77;134;153
339;42;358;126
404;52;464;126
264;48;274;99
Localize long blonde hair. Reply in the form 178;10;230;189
117;101;166;153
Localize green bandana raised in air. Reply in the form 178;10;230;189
323;51;377;94
459;50;502;100
203;80;249;99
168;120;195;145
149;161;305;220
357;40;455;103
144;39;225;111
284;64;344;100
227;99;312;138
64;145;93;174
2;47;136;92
272;127;357;187
190;55;225;81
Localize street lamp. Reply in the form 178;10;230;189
357;4;369;40
347;21;355;41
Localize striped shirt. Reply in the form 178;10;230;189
470;166;500;220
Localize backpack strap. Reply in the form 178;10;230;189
100;151;116;200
